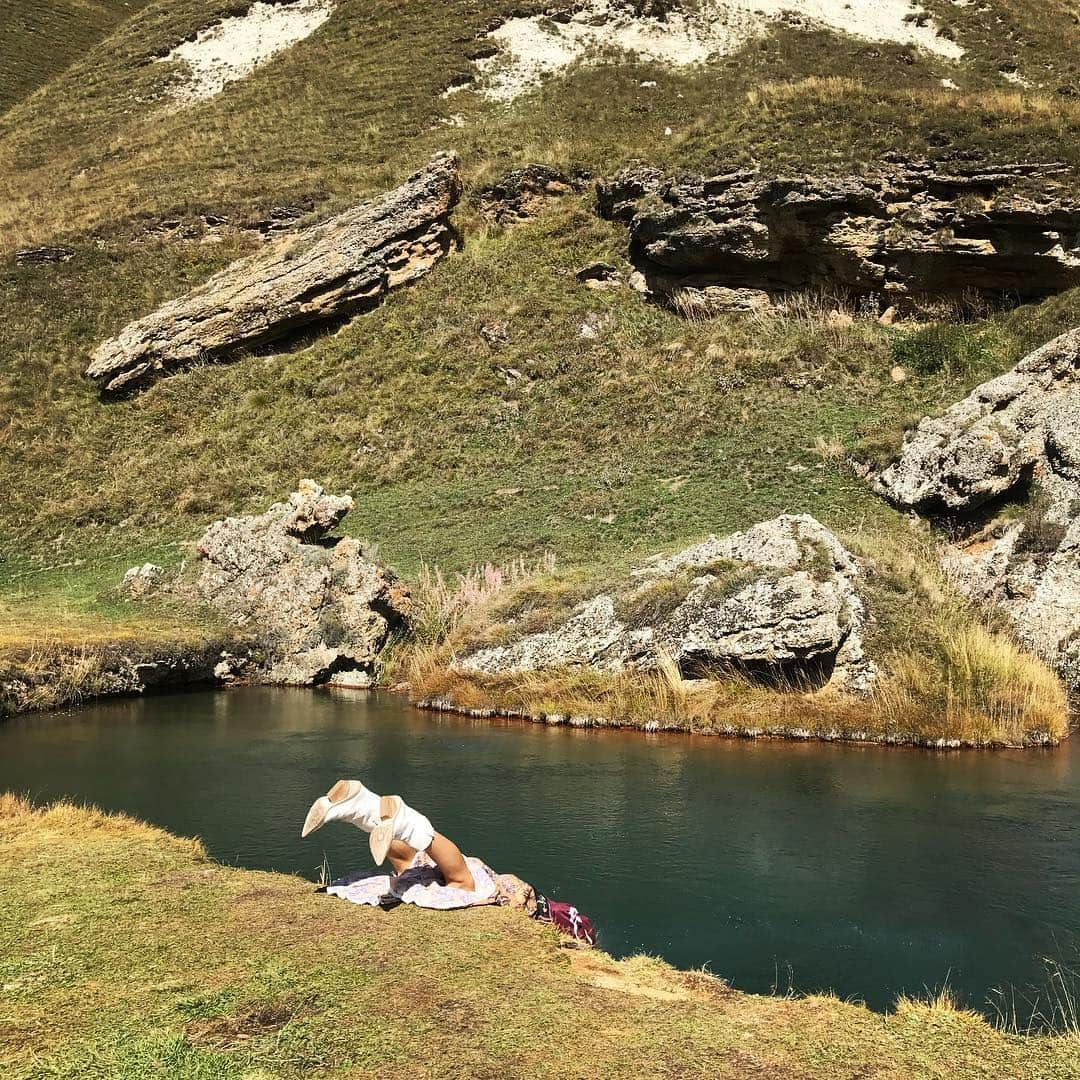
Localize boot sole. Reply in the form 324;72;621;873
368;795;402;865
301;779;365;838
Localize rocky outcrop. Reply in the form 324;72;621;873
874;328;1080;515
195;481;410;685
476;164;590;227
120;563;166;599
459;515;876;693
16;245;74;265
85;153;462;395
597;161;1080;313
873;327;1080;687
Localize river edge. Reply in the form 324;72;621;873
0;634;260;719
3;792;1078;1078
1;633;1071;749
414;693;1069;751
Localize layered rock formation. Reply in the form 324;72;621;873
195;481;410;685
86;153;461;394
460;514;877;693
873;327;1080;687
597;161;1080;313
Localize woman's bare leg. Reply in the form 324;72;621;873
426;831;475;892
387;839;417;874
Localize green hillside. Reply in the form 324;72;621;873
2;0;1080;732
0;0;155;115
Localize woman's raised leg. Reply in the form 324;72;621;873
425;831;475;892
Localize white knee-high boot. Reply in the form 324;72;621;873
301;780;383;838
301;780;435;866
370;795;435;863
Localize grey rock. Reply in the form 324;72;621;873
476;164;590;227
872;327;1080;687
576;261;622;289
16;245;74;265
874;327;1080;515
596;161;1080;312
86;153;462;395
459;514;876;693
121;562;166;599
195;480;410;685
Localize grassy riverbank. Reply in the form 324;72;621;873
4;0;1080;738
3;793;1079;1079
0;555;239;718
399;543;1070;748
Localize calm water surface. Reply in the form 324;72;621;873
2;687;1078;1013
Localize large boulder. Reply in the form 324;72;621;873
459;515;877;693
195;481;410;685
872;328;1080;687
597;161;1080;313
874;327;1080;515
86;153;462;395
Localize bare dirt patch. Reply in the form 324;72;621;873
157;0;334;104
185;999;301;1049
469;0;963;101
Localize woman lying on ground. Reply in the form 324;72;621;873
301;780;476;892
301;778;596;944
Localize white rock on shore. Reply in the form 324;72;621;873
873;327;1080;688
195;481;410;685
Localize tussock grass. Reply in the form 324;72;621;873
992;958;1080;1039
408;553;557;646
875;624;1067;747
894;984;990;1028
3;794;1078;1076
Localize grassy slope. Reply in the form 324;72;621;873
0;0;155;116
3;794;1078;1079
0;0;1078;734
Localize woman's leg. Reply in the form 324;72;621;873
425;831;475;892
387;830;474;891
387;839;417;875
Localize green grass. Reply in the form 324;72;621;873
6;206;1080;583
3;794;1079;1078
0;0;156;116
4;0;1080;247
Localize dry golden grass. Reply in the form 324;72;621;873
410;649;1067;747
751;76;1080;128
875;623;1068;747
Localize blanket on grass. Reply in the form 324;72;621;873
326;852;536;912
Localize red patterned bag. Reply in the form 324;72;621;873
534;896;596;945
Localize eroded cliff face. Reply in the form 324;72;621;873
872;327;1080;688
597;161;1080;314
85;153;462;395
